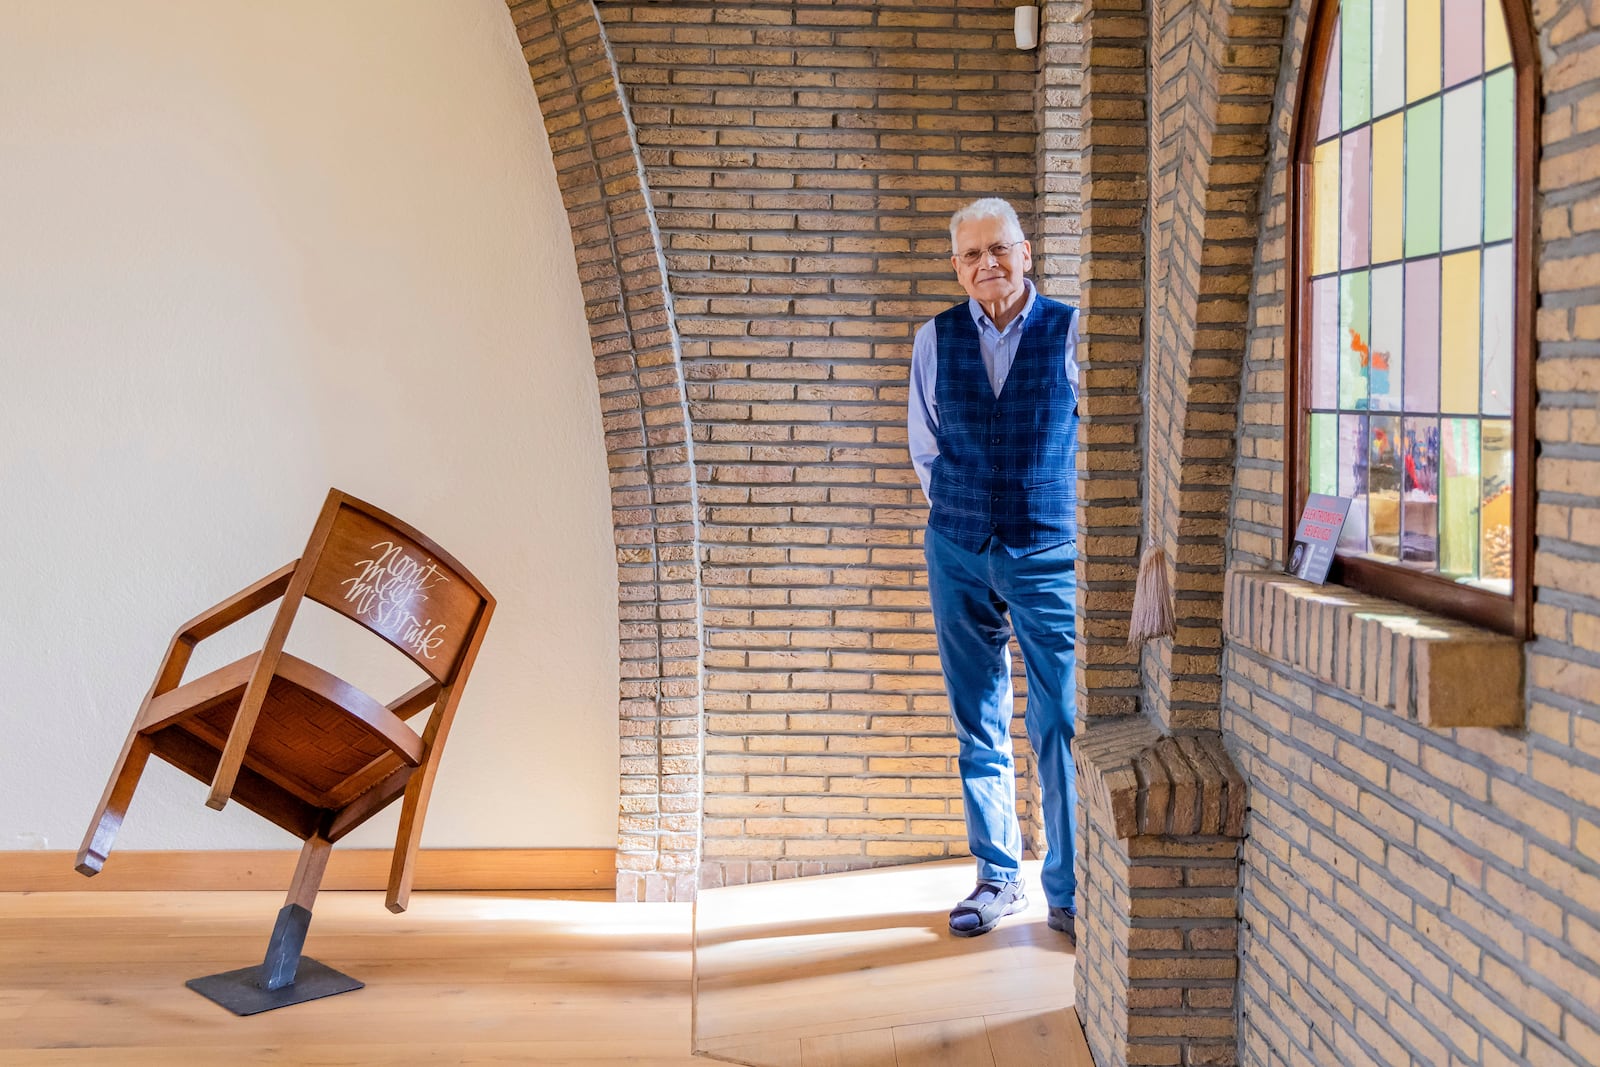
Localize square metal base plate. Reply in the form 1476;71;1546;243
186;957;363;1015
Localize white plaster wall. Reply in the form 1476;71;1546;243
0;1;620;851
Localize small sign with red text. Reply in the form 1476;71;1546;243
1287;494;1351;585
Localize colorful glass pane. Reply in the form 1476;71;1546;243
1312;277;1339;408
1372;0;1406;117
1441;82;1484;252
1342;0;1372;130
1340;271;1371;410
1371;113;1404;263
1404;257;1441;412
1479;420;1513;588
1440;418;1480;576
1304;0;1519;598
1444;0;1484;88
1401;417;1440;566
1485;0;1512;70
1370;263;1404;411
1441;251;1481;414
1481;243;1514;417
1405;99;1442;257
1312;139;1340;276
1484;68;1515;243
1310;413;1338;496
1341;128;1371;270
1369;414;1402;558
1339;413;1370;552
1407;0;1442;103
1320;23;1343;143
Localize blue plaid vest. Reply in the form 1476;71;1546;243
928;296;1079;554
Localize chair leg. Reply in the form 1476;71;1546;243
75;733;154;876
263;834;332;992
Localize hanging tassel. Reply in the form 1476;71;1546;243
1127;543;1175;647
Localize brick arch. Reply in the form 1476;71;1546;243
507;0;702;903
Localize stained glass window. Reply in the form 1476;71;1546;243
1300;0;1525;612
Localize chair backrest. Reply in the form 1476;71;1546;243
297;490;494;685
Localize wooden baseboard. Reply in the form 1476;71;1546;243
0;848;616;893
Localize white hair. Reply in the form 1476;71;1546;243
949;198;1026;251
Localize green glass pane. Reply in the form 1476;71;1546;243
1484;68;1515;244
1440;418;1480;577
1310;413;1338;495
1342;0;1372;130
1340;271;1371;410
1480;419;1513;588
1406;98;1443;257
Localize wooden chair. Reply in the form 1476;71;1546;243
75;488;495;1013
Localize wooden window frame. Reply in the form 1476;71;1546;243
1285;0;1540;637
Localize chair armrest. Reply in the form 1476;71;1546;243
146;561;300;702
178;561;299;644
388;680;442;722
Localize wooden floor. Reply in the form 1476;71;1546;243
0;889;699;1065
1;860;1091;1067
694;859;1092;1067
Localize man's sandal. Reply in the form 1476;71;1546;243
948;880;1027;938
1048;905;1077;945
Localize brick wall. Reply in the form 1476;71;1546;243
1225;0;1600;1063
596;0;1070;887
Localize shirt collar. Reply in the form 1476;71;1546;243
967;278;1037;336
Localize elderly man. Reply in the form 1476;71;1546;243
908;198;1081;940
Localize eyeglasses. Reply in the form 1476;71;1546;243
957;242;1021;265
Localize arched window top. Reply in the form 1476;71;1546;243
1289;0;1538;636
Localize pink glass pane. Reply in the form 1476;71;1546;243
1318;22;1342;143
1341;128;1371;270
1404;258;1441;412
1444;0;1485;88
1311;276;1339;408
1401;417;1440;566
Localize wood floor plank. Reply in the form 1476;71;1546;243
891;1017;997;1067
705;1038;805;1067
985;1007;1096;1067
799;1029;899;1067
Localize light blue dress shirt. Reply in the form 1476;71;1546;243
908;279;1081;501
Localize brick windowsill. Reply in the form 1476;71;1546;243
1222;568;1524;729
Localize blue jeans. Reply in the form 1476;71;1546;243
924;527;1079;909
